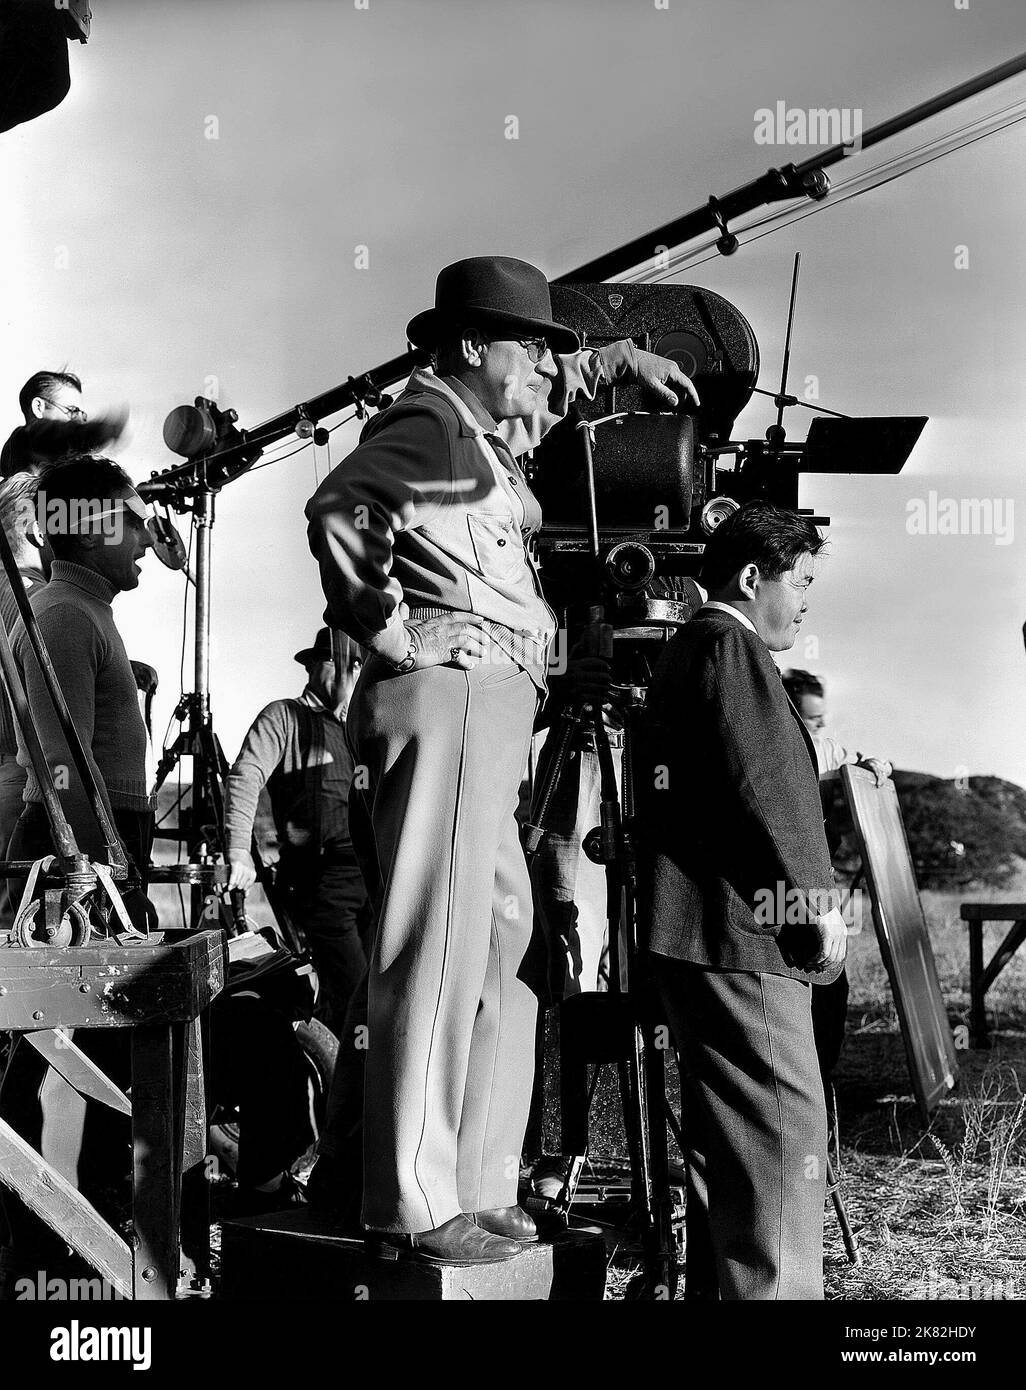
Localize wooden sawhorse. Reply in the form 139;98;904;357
0;927;225;1299
959;902;1026;1048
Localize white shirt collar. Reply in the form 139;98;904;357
701;600;758;635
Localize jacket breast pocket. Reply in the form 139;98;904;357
467;512;523;584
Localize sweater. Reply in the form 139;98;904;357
12;560;150;856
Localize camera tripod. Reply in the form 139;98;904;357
146;474;309;964
524;629;685;1298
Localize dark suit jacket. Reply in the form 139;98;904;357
640;606;839;981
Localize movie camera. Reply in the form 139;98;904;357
525;273;926;633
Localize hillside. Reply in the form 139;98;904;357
822;772;1026;890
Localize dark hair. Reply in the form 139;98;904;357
18;371;82;422
699;499;825;592
782;668;825;706
35;455;134;559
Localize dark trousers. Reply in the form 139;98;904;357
277;851;371;1042
655;960;827;1301
812;967;850;1097
313;792;380;1224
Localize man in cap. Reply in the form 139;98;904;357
224;627;369;1040
306;255;697;1263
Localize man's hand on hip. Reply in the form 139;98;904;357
406;613;486;670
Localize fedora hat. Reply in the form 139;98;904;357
406;256;579;353
293;627;333;666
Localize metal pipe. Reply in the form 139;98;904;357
140;54;1026;488
558;52;1026;283
194;488;213;720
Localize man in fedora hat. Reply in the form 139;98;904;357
306;255;698;1264
224;627;370;1039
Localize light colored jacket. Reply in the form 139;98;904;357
305;345;636;686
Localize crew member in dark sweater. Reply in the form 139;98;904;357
9;456;154;891
224;627;370;1040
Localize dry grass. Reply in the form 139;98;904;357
600;889;1026;1299
823;889;1026;1300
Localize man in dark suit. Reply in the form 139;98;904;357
642;500;847;1300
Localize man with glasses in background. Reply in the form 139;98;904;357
1;370;87;478
307;255;697;1264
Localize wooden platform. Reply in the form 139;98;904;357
220;1210;607;1301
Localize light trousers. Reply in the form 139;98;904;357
348;654;540;1232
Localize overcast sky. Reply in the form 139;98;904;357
2;0;1025;785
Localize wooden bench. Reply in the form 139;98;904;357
959;902;1026;1047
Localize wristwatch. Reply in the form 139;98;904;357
387;628;419;674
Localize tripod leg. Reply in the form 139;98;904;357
642;1031;679;1298
827;1155;860;1266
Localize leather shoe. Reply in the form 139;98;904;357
469;1205;538;1242
365;1213;522;1265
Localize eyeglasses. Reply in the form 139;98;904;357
515;337;552;364
47;400;87;421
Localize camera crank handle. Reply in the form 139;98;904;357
229;888;249;931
